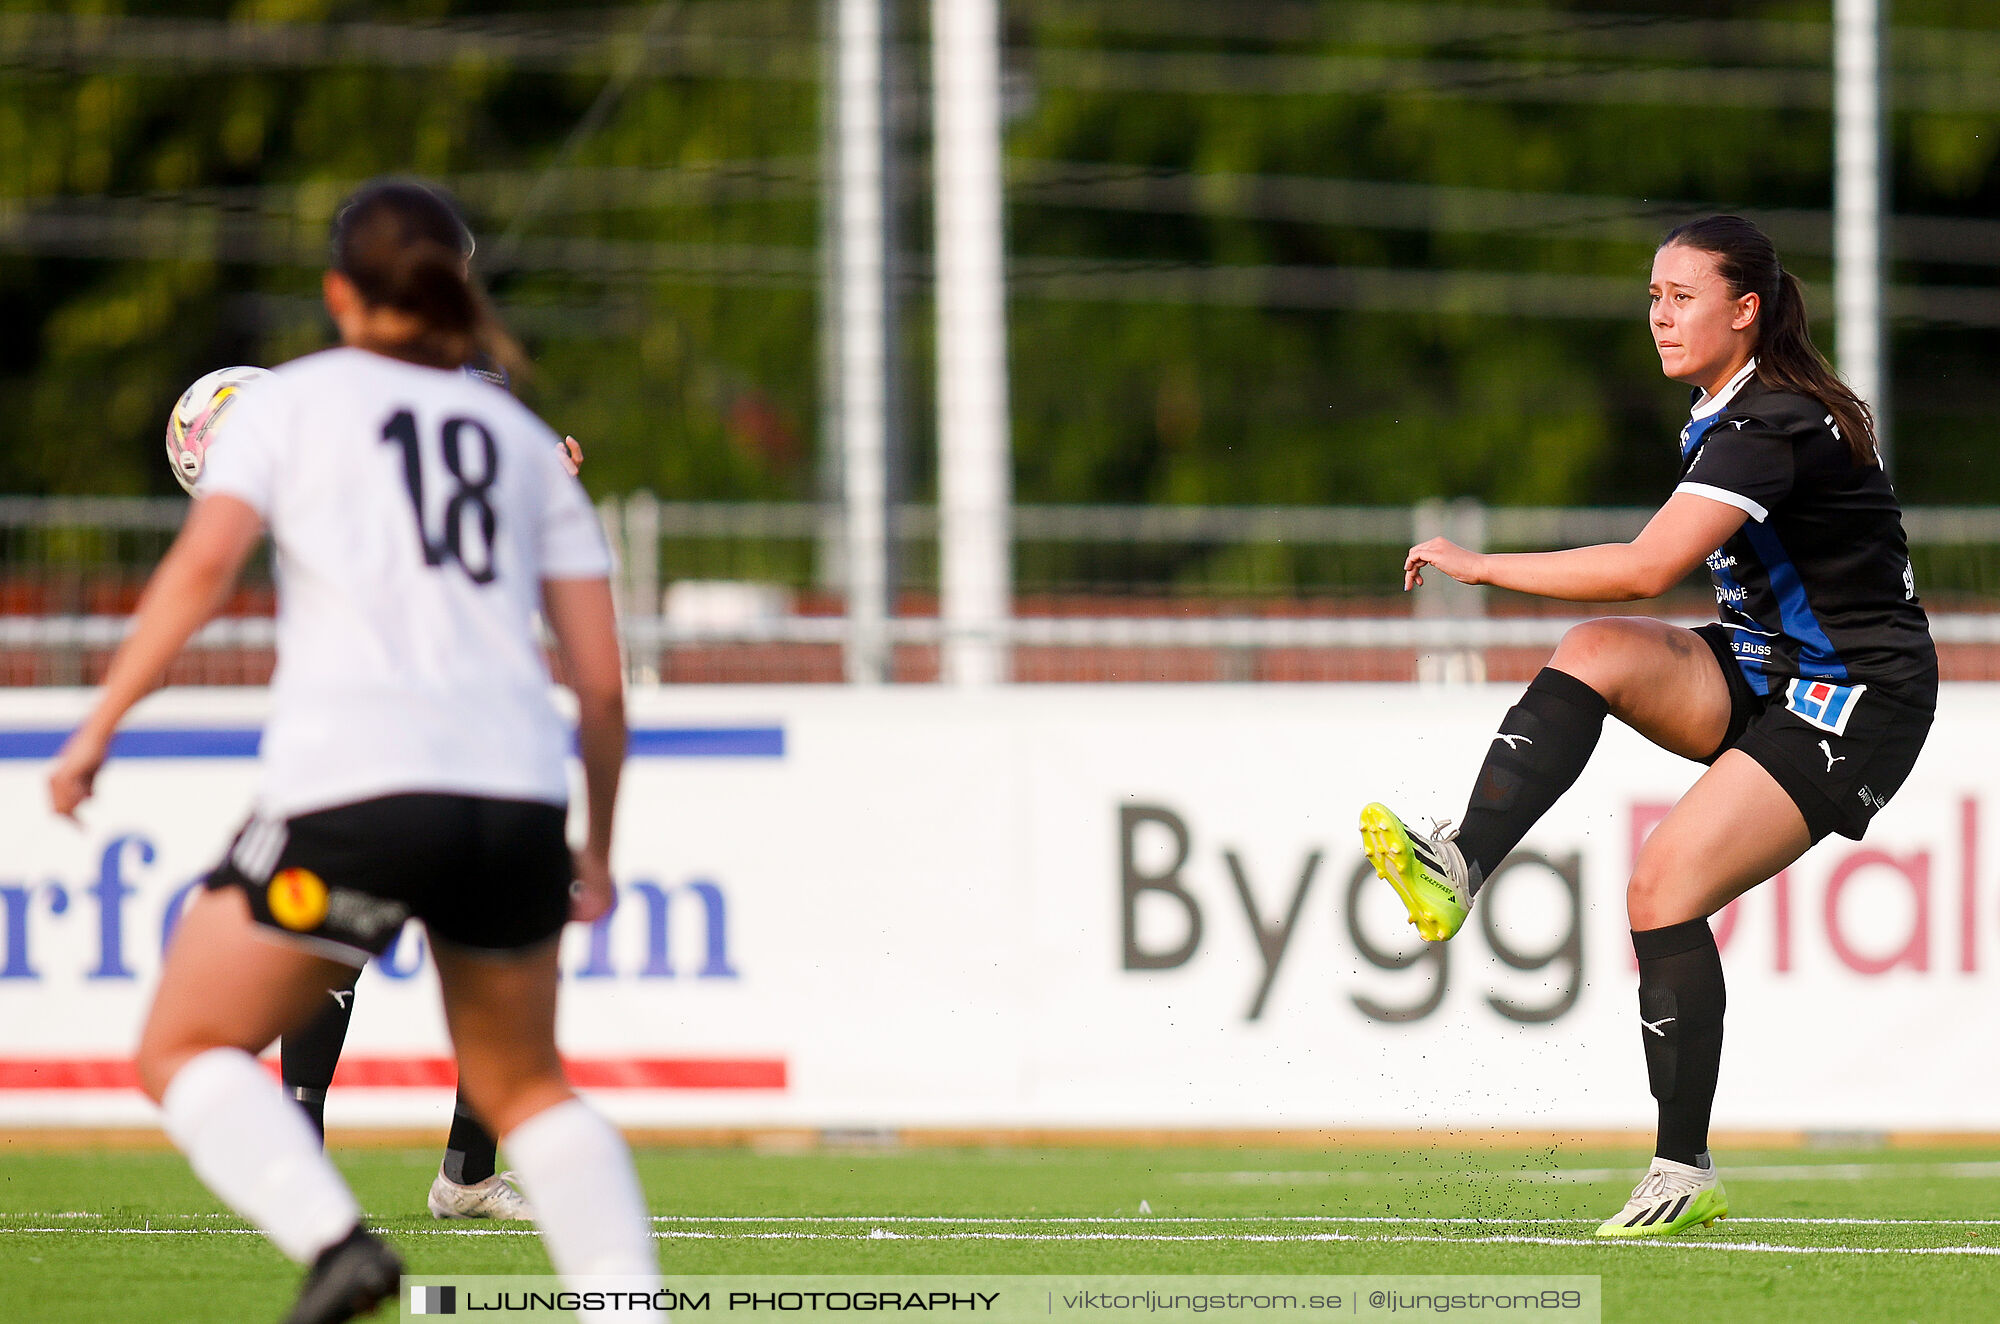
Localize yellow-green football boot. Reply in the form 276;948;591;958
1358;803;1473;942
1596;1155;1729;1237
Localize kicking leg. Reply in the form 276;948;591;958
1457;618;1735;883
1363;619;1734;941
1600;751;1812;1238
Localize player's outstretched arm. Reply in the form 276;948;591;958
49;495;265;818
1405;491;1748;603
541;575;625;923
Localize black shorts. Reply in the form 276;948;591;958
1693;624;1934;843
206;793;572;966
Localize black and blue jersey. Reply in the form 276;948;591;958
1674;360;1936;704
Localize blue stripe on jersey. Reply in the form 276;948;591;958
1680;412;1721;460
1708;560;1771;696
1743;520;1849;681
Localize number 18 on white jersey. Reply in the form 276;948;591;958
199;347;612;819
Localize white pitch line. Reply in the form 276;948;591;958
1368;1232;2000;1264
1732;1217;2000;1227
4;1228;267;1237
9;1225;2000;1258
1180;1161;2000;1185
764;1232;2000;1256
1;1226;540;1237
645;1214;2000;1229
18;1213;2000;1230
19;1216;2000;1240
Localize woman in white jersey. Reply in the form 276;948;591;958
48;180;660;1324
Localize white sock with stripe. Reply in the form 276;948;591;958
505;1097;661;1319
159;1046;360;1263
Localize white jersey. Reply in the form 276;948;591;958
199;346;611;818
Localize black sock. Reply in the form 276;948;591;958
1633;918;1726;1167
1456;667;1609;892
443;1094;499;1185
281;975;360;1141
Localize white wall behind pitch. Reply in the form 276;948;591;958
0;684;1983;1131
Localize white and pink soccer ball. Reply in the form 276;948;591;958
164;365;273;495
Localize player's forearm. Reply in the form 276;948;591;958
1478;544;1682;603
575;689;626;857
539;576;625;854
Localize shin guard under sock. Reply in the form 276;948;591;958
1633;918;1727;1167
1456;667;1609;892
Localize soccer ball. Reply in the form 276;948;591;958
164;365;272;495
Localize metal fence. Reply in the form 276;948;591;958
8;496;2000;685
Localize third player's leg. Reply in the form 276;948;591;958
281;966;362;1138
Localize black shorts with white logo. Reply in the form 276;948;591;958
206;793;572;966
1694;624;1934;843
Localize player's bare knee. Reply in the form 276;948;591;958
1626;833;1680;917
1626;849;1695;930
1548;621;1637;706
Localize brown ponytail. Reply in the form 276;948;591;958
329;179;525;378
1660;215;1878;468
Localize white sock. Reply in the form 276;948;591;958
505;1097;660;1319
160;1047;361;1264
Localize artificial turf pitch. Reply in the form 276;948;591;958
5;1143;2000;1323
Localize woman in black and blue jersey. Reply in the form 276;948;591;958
1359;215;1936;1238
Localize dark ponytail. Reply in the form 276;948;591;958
328;179;524;377
1660;215;1877;468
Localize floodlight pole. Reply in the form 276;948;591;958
1834;0;1889;468
816;0;845;602
933;0;1013;686
835;0;896;682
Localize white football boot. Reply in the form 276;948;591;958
427;1167;534;1221
1596;1153;1729;1237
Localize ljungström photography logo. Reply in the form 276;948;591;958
409;1284;457;1315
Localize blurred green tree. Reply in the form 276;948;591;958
0;0;1996;515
